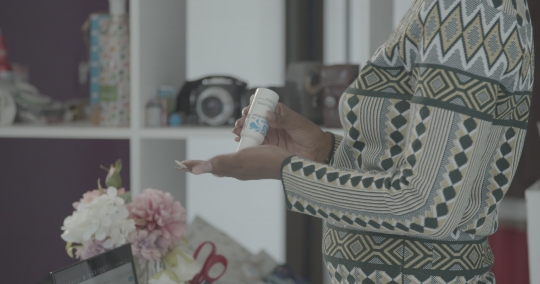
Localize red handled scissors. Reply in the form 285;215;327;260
189;241;228;284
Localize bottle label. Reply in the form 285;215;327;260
248;119;269;136
242;95;277;134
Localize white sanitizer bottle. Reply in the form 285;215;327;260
237;88;280;151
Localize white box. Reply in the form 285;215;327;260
526;179;540;283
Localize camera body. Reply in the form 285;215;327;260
285;62;323;125
320;65;359;128
176;76;247;126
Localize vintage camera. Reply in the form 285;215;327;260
176;76;247;126
320;64;359;128
285;62;323;124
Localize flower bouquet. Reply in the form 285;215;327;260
61;160;200;284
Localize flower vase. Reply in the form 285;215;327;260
135;259;162;284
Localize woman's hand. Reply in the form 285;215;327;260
179;145;291;180
233;97;333;163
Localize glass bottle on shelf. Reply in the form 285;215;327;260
99;0;130;127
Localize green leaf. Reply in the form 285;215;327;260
164;249;179;268
119;191;132;203
105;161;122;188
97;178;104;194
115;159;123;173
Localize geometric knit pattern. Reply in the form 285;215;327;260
280;0;533;282
323;224;495;283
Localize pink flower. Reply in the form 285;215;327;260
127;189;187;251
75;240;107;260
128;229;163;265
73;188;126;209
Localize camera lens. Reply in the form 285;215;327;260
196;86;235;126
201;97;223;118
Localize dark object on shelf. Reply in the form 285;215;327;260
176;76;247;126
320;64;359;128
285;62;323;125
64;98;89;122
263;264;312;284
11;83;65;124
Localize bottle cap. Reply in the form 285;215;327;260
237;136;260;151
255;88;280;103
109;0;127;15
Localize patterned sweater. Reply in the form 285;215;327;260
281;0;534;241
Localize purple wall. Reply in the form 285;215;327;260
0;0;108;101
0;1;131;283
0;139;130;283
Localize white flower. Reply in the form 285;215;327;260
164;248;201;282
61;187;135;249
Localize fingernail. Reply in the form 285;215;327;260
175;160;187;169
266;111;276;121
193;161;212;174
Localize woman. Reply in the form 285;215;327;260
181;0;534;282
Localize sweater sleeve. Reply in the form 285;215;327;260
280;0;531;239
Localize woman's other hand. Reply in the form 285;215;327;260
232;95;333;163
179;145;291;180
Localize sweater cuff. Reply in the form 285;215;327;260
324;132;343;165
280;155;297;210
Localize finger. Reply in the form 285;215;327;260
180;160;205;172
235;136;240;142
175;167;189;172
191;160;213;175
233;118;246;136
266;103;309;131
174;160;188;169
250;94;255;104
265;103;286;129
235;116;246;128
242;106;250;116
207;153;242;178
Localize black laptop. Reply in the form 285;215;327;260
50;244;138;284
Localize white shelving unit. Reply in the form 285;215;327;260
0;0;293;263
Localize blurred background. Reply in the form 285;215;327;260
0;0;538;283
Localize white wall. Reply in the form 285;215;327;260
323;0;371;66
186;138;285;263
324;0;406;67
323;0;348;65
393;0;415;28
349;0;372;66
186;0;285;87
